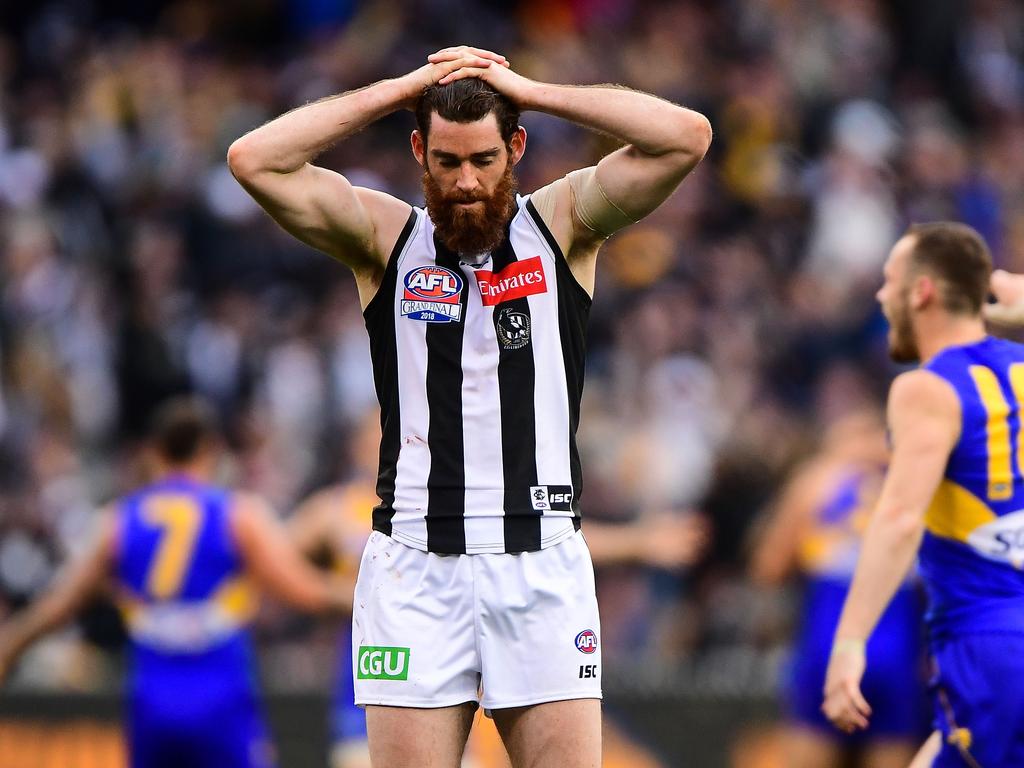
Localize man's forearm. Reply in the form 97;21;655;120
0;585;87;666
521;83;710;157
229;77;416;175
834;509;923;642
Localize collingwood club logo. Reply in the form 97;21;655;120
496;308;531;349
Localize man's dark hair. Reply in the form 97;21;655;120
415;79;520;147
149;397;220;464
906;222;992;315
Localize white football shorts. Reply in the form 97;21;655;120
352;529;602;711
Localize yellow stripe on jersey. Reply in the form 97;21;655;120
925;479;998;543
969;366;1014;500
212;575;259;623
1010;364;1024;482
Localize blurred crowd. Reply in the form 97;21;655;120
1;0;1023;691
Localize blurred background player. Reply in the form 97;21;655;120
824;223;1024;766
289;408;708;768
752;408;926;768
288;409;374;768
0;397;350;768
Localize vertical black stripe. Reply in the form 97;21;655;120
491;235;542;553
425;238;470;554
525;199;591;522
365;209;417;537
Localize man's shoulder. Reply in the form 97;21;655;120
888;370;962;440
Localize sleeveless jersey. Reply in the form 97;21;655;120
795;466;918;650
788;466;924;737
920;336;1024;638
363;196;590;555
115;477;257;655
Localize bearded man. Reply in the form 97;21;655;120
228;45;711;768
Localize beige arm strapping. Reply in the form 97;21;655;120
567;166;636;238
530;167;637;241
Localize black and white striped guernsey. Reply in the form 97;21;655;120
363;195;591;554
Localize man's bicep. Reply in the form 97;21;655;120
881;373;961;512
589;144;699;232
235;163;390;269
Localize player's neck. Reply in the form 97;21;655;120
156;459;214;485
915;313;987;363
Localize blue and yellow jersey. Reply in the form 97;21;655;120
795;466;918;652
115;476;258;657
788;467;925;737
797;470;877;581
921;336;1024;638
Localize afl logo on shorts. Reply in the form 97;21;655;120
402;266;464;323
575;629;598;654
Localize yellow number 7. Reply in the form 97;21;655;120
970;364;1024;500
142;495;202;599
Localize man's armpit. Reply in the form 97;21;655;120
567;166;636;238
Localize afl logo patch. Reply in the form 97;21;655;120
496;308;531;349
575;629;598;654
402;266;464;323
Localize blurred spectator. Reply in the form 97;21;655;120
0;0;1020;706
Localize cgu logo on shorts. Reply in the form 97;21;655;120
575;629;598;654
357;646;411;680
402;266;463;323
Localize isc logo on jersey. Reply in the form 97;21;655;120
529;485;573;511
402;266;464;323
575;629;598;654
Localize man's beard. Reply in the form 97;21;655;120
887;294;920;363
423;162;517;256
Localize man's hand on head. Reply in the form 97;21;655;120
428;47;536;107
399;46;511;109
985;269;1024;327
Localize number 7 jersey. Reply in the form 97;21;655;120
115;477;257;654
920;336;1024;639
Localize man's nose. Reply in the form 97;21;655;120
456;163;479;192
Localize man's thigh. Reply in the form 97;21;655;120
930;633;1024;767
366;703;477;768
491;699;601;768
477;532;602;710
353;532;480;708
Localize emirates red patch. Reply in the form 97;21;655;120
475;256;548;306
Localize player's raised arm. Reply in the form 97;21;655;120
984;269;1024;326
227;48;509;293
0;509;118;683
432;49;711;255
231;493;352;614
822;370;959;732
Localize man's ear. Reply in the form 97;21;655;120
911;273;938;309
509;126;527;165
411;130;426;166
